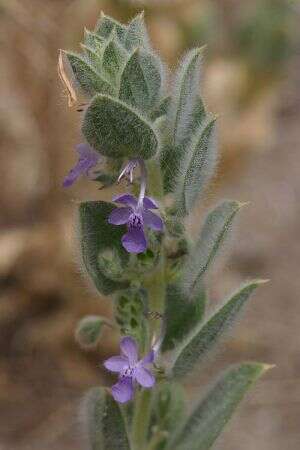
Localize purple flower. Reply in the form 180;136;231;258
104;336;155;403
63;143;100;187
108;194;164;254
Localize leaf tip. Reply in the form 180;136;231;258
255;278;270;285
262;363;276;372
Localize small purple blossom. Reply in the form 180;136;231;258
104;336;155;403
63;143;100;187
108;194;163;254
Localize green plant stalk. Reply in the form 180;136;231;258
131;388;153;450
144;159;166;322
131;160;165;449
145;430;168;450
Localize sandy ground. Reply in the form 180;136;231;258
0;3;299;448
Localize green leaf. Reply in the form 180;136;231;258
80;44;102;72
184;201;244;294
174;116;217;216
82;94;159;159
95;13;127;41
119;48;163;114
161;96;206;194
64;51;114;97
172;280;267;379
75;315;106;349
124;12;150;50
102;34;128;84
83;29;104;52
151;96;171;122
169;363;270;450
162;282;206;352
169;47;205;147
79;201;129;296
83;387;130;450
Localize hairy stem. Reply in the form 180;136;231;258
145;159;166;331
131;389;153;450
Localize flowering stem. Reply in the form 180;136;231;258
144;159;166;330
131;389;153;450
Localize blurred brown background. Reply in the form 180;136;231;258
0;0;299;449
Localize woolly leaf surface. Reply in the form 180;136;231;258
82;94;158;159
169;363;269;450
172;280;266;378
79;201;129;296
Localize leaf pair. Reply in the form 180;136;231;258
82;365;268;450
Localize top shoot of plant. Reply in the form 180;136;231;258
59;12;271;450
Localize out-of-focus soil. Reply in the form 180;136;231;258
0;1;299;449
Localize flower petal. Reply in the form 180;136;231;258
143;197;159;209
135;367;155;388
120;336;138;364
63;159;91;188
122;228;147;254
142;350;155;365
113;194;137;208
108;207;132;225
143;210;164;231
111;378;134;403
63;144;100;188
76;143;93;157
63;169;80;187
103;356;128;373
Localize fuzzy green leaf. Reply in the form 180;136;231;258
75;315;106;349
151;96;171;122
184;201;244;294
162;282;206;352
82;94;158;159
79;201;129;296
80;45;102;72
83;29;104;52
83;387;130;450
169;363;269;450
169;47;205;147
95;13;127;41
119;48;162;114
172;280;267;379
64;51;114;97
124;12;150;50
174;116;217;216
102;34;128;84
161;96;206;194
